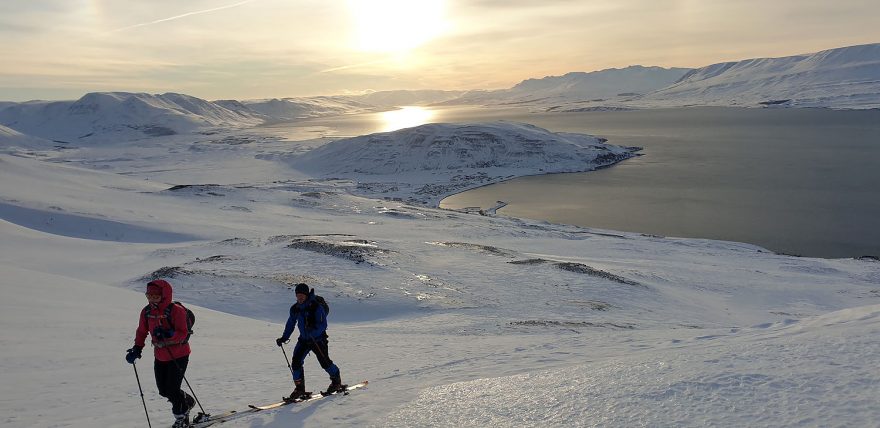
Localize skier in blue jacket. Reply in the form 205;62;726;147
276;283;344;400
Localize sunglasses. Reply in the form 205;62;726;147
145;293;162;298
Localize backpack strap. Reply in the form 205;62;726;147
304;300;319;328
164;304;174;328
144;304;172;326
152;303;190;347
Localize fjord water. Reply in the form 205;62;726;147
265;106;880;258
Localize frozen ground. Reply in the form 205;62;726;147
1;121;879;427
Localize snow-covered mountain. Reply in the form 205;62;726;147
639;43;880;109
238;96;379;121
442;66;692;108
0;124;56;151
0;92;266;143
441;43;880;111
288;121;639;204
351;89;466;107
511;66;691;99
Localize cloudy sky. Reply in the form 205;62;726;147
1;0;879;101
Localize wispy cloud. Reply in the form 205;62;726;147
108;0;261;33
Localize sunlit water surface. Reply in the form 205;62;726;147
258;106;880;258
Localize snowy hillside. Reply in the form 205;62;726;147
0;92;266;143
2;102;879;427
384;304;880;427
1;124;879;427
443;66;691;110
287;122;640;205
0;124;55;151
351;90;466;107
238;96;379;121
639;43;880;109
442;43;880;111
511;66;691;100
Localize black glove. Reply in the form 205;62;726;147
125;346;143;364
153;326;174;339
276;337;288;347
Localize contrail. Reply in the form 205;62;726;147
319;59;389;74
109;0;261;33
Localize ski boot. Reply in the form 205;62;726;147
286;380;311;402
183;394;206;425
184;393;196;414
323;376;347;396
171;414;190;428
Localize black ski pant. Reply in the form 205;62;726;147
291;337;340;385
154;355;191;416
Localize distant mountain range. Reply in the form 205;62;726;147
441;65;692;107
0;92;265;143
635;43;880;109
1;43;877;144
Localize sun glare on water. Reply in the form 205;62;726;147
380;106;434;132
348;0;448;54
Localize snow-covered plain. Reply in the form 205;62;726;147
1;114;879;428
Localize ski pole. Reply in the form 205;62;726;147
132;362;153;428
280;344;294;377
163;346;207;415
311;337;330;363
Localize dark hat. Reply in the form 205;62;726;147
294;283;310;295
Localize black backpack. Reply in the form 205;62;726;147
143;301;195;343
314;295;330;316
291;294;330;326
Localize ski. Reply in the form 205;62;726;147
248;393;312;411
189;380;368;427
190;408;257;428
248;380;368;411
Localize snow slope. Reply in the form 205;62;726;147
0;124;56;151
381;304;880;427
287;121;639;205
443;43;880;111
443;66;691;110
0;92;266;143
1;114;879;428
511;66;691;100
238;96;379;121
639;43;880;109
352;90;466;107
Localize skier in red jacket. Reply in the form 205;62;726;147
125;279;195;428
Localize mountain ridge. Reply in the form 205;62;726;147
638;43;880;109
2;42;877;144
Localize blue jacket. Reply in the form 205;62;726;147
281;292;328;342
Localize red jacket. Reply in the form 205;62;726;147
134;279;192;362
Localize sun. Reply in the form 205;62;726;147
348;0;448;54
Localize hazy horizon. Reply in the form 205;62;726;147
2;0;879;102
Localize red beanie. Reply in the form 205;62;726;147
146;281;163;295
